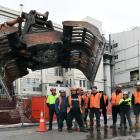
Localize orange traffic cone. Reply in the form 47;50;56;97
37;111;47;132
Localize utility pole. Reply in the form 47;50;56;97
138;40;140;80
19;4;24;13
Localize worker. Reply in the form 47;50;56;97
119;91;132;130
46;88;59;130
99;91;108;128
83;91;90;128
110;85;124;128
132;82;140;129
67;87;88;132
55;90;68;132
78;88;85;125
73;88;84;130
89;86;104;131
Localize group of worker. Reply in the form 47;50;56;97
46;82;140;133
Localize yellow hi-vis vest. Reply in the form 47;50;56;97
46;94;58;105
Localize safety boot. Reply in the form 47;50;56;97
96;127;100;131
85;121;88;128
89;119;94;130
67;128;73;133
104;124;108;128
110;124;116;128
133;123;140;129
80;127;88;133
58;128;62;132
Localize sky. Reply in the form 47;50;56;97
1;0;140;38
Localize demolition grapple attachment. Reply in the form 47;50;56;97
0;10;105;96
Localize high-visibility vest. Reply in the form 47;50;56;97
67;95;82;113
46;94;58;104
83;95;89;108
89;93;101;109
111;92;123;106
119;98;132;106
133;91;140;104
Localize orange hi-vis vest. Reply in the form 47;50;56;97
90;93;101;109
67;95;82;113
111;92;123;106
83;95;89;109
133;91;140;104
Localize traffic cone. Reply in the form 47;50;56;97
37;111;47;132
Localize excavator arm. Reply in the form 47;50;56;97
0;10;105;97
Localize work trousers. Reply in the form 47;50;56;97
120;110;132;127
89;108;101;128
58;112;67;129
112;105;126;126
101;108;107;125
67;108;84;129
84;108;89;123
49;105;59;129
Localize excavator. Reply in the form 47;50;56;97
0;10;105;123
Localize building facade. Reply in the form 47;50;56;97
110;27;140;92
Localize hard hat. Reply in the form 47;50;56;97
123;91;128;95
137;82;140;86
50;88;56;91
116;85;122;88
79;87;83;90
70;87;76;91
59;90;66;93
92;86;97;89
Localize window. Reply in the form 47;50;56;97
33;87;36;91
130;70;139;81
59;67;63;76
55;67;63;76
33;87;41;92
65;80;68;87
79;80;82;87
113;43;118;48
87;81;91;89
27;78;30;84
114;55;118;59
83;80;86;87
70;79;71;87
49;83;58;87
32;79;36;84
111;43;118;49
55;68;59;76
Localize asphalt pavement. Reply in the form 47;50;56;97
0;118;140;140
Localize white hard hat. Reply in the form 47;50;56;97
116;85;122;88
137;82;140;86
59;90;66;93
123;91;128;95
